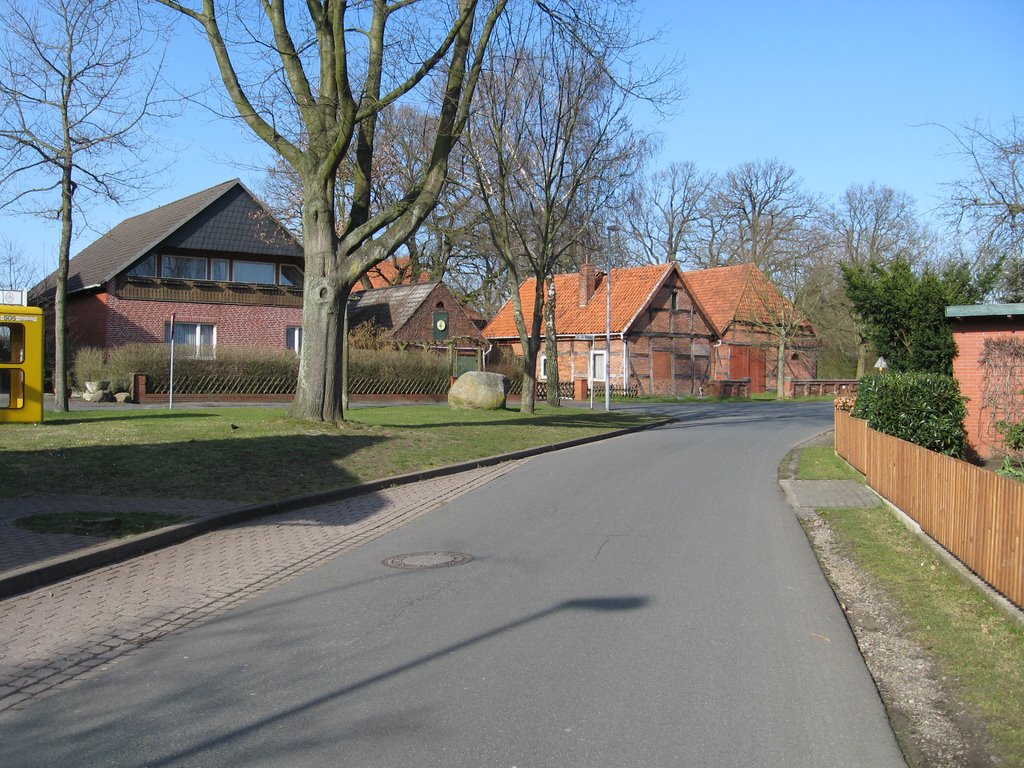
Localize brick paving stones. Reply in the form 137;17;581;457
0;461;525;715
787;480;880;509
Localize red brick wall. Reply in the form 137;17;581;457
67;293;110;349
394;284;486;346
104;295;303;349
951;317;1024;459
495;273;720;396
717;325;817;395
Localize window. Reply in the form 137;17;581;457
671;290;679;311
280;264;303;287
538;354;548;381
161;255;208;280
286;326;303;354
591;350;607;382
211;259;230;281
165;322;216;359
127;254;157;277
0;369;21;409
0;324;23;363
233;261;276;285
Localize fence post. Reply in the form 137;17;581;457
130;373;148;404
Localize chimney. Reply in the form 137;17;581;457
579;258;598;307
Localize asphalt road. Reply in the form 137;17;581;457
1;402;905;767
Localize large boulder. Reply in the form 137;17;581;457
448;371;509;410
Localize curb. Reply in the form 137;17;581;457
0;416;674;599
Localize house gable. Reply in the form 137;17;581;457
484;264;686;340
348;282;486;345
29;180;300;304
161;184;300;258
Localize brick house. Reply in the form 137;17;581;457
483;261;816;397
348;282;487;371
946;303;1024;459
685;264;818;394
30;180;306;358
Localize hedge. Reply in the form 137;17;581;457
851;372;968;458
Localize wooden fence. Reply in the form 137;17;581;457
834;409;1024;610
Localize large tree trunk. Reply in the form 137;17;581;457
856;337;869;379
545;278;560;406
53;164;73;412
290;183;347;422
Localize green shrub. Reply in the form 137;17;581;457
852;373;967;457
348;348;448;380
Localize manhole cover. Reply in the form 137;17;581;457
382;551;474;570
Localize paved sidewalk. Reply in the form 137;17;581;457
782;479;880;513
0;460;527;715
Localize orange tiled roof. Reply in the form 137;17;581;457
355;257;430;291
682;263;788;335
483;264;677;338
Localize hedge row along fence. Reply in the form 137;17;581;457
835;408;1024;611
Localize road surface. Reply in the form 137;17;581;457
0;402;905;767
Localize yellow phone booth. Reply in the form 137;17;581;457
0;304;44;423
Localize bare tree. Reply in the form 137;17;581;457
465;11;653;413
0;236;38;290
621;160;712;266
706;159;820;284
821;183;932;376
938;116;1023;301
0;0;167;410
158;0;511;422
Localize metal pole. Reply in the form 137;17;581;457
168;313;175;410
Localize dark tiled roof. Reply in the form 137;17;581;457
348;282;439;333
30;180;301;301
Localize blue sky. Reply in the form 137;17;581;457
6;0;1022;283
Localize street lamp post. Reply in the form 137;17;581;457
605;225;622;412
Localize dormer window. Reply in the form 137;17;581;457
233;261;276;285
162;255;208;280
280;264;304;287
127;254;157;277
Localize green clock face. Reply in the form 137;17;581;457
435;319;447;331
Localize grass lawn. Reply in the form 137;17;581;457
809;446;1024;765
0;405;661;502
796;444;866;482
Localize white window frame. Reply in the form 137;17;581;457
590;350;607;382
538;354;548;381
286;326;303;354
280;264;304;287
232;260;276;285
211;259;230;281
161;255;208;280
166;322;216;359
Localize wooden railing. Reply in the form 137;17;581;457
790;379;858;397
834;409;1024;610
